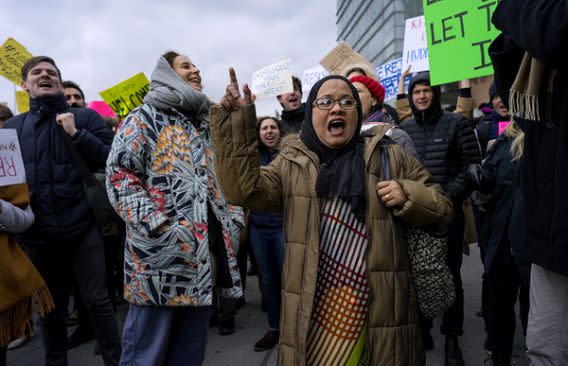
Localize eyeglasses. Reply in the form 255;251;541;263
312;97;357;110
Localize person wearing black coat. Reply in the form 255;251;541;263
469;130;530;366
3;56;121;365
490;1;568;364
399;72;481;366
277;76;305;137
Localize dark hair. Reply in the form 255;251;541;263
345;67;368;78
277;76;303;98
256;116;281;147
0;104;14;123
21;56;62;82
62;80;85;100
162;51;180;68
382;103;400;125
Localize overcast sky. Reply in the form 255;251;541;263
0;0;338;116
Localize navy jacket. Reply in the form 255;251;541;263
491;0;568;276
3;94;113;245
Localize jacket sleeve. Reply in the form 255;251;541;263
455;96;475;121
72;110;113;166
391;145;454;227
493;0;568;67
209;104;283;213
0;201;34;233
395;97;413;123
476;138;505;194
105;111;168;235
445;116;482;203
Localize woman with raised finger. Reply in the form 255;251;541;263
210;71;453;365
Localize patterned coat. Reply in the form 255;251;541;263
106;104;244;307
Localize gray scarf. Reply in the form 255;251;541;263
144;56;211;122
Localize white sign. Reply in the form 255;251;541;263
251;59;294;100
402;16;430;73
375;58;411;101
0;129;26;187
302;65;329;95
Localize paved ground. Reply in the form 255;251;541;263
7;246;528;365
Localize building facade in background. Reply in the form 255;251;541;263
336;0;423;67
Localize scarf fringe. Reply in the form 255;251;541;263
0;284;54;347
509;89;553;125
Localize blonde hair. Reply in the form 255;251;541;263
504;119;525;161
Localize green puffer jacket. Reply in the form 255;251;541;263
210;104;453;366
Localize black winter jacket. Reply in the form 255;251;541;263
399;73;481;204
3;94;113;245
491;0;568;276
279;104;305;138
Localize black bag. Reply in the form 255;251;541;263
380;142;455;318
61;130;120;229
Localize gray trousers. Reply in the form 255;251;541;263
526;264;568;366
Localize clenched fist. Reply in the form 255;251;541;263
56;112;78;137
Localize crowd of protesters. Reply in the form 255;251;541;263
1;0;567;365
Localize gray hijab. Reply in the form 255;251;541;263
144;56;211;121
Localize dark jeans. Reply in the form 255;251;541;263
25;224;121;366
420;206;465;337
486;245;530;360
249;224;285;330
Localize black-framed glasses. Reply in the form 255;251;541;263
312;97;357;110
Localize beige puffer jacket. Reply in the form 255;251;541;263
210;104;453;366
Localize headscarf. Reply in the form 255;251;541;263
299;75;367;221
144;56;212;122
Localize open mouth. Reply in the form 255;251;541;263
265;135;275;142
39;80;52;88
328;119;345;135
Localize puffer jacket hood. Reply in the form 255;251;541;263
408;72;443;125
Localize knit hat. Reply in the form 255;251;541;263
349;75;386;105
488;81;499;102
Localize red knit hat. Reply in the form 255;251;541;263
349;75;386;105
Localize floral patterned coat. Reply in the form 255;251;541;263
106;104;244;307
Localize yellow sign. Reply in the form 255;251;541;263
0;38;33;86
15;90;29;113
99;73;150;119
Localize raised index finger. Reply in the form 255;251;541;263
229;67;239;92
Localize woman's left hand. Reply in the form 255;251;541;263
377;180;408;208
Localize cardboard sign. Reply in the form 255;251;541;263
424;0;501;85
0;38;33;86
15;90;29;113
375;58;410;101
88;101;115;118
251;60;294;100
498;121;510;136
99;73;150;119
302;65;329;95
402;16;429;73
0;129;26;187
320;42;373;75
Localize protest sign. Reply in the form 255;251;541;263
402;16;429;73
88;101;115;118
302;65;329;95
0;38;33;86
424;0;501;85
320;42;373;75
0;129;26;187
99;73;150;119
15;90;29;113
375;58;411;101
251;60;293;100
498;121;511;137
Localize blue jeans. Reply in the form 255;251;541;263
120;305;210;366
249;225;285;330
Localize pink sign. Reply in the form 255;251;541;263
88;101;116;118
498;121;511;136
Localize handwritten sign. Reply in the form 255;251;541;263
0;38;33;86
99;73;150;119
302;65;329;95
402;16;429;73
320;42;373;75
375;58;410;101
15;90;29;113
424;0;501;85
251;60;293;100
87;101;115;118
0;129;26;186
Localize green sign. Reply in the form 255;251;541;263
423;0;500;85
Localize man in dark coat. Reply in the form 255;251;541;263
490;1;568;364
3;56;121;365
276;75;305;137
399;72;481;366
